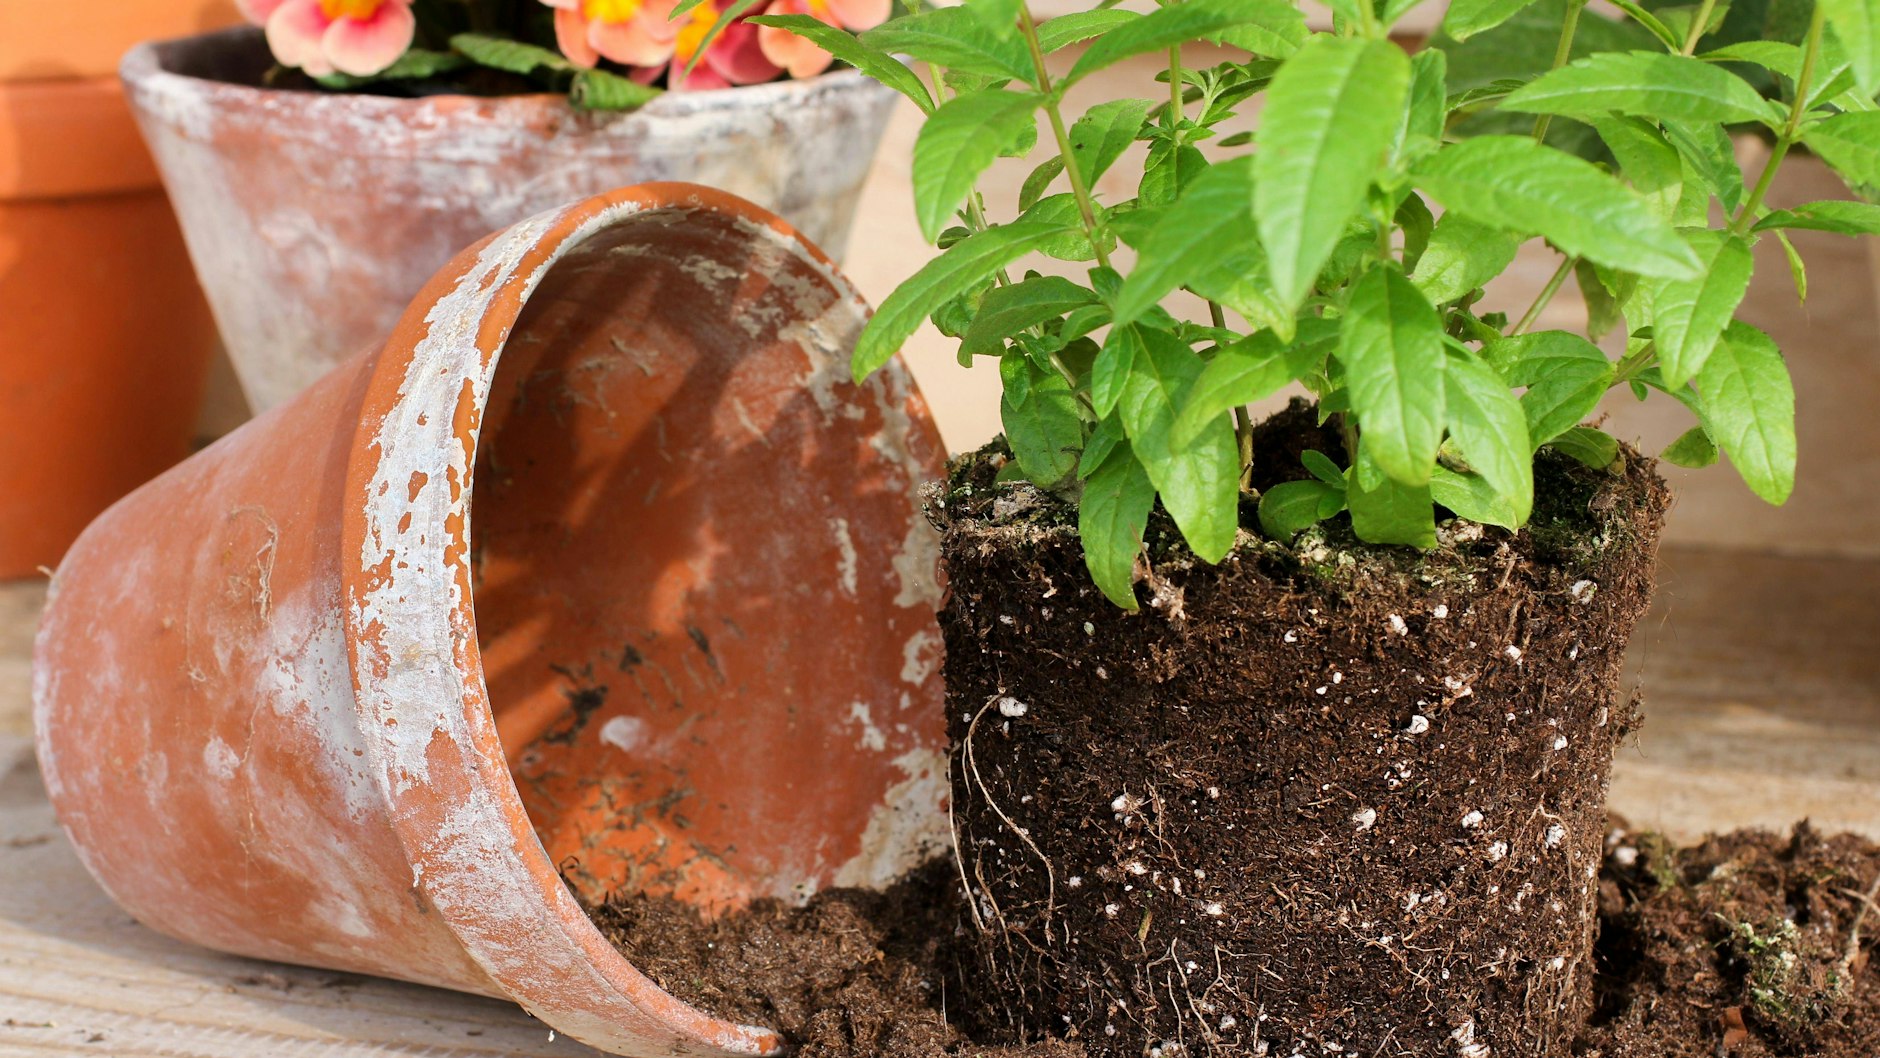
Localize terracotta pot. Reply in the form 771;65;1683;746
0;74;217;578
33;183;949;1057
0;0;238;80
122;27;901;415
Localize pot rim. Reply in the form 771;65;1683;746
121;25;894;138
336;181;869;1058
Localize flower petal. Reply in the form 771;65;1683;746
264;0;334;74
757;12;833;79
322;1;416;77
706;20;780;85
673;62;731;90
825;0;889;31
236;0;289;26
590;15;676;67
555;7;601;67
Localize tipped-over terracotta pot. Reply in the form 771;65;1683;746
33;184;949;1057
0;73;217;578
122;27;900;416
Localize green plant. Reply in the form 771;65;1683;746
762;0;1877;609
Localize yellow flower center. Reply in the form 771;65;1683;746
319;0;384;19
674;2;718;63
582;0;646;24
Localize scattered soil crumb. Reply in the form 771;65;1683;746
1583;821;1880;1057
583;825;1874;1058
584;859;1082;1058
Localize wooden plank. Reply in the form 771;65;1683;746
0;732;604;1058
4;535;1877;1055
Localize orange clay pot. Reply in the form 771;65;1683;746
33;184;948;1058
0;0;238;80
0;74;217;578
123;27;899;415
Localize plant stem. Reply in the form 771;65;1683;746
1017;6;1112;270
1532;0;1588;142
1513;254;1576;335
1680;0;1719;55
1167;45;1184;131
1730;3;1826;236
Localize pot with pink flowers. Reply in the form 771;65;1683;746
122;0;903;414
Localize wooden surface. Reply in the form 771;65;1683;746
4;542;1876;1055
29;45;1880;1058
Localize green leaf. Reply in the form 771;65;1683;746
1018;157;1064;212
1117;327;1242;562
1444;0;1547;41
912;90;1041;242
861;8;1036;82
1697;322;1796;504
1208;3;1310;58
1000;357;1084;487
1755;199;1880;234
1592;116;1684;223
1661;425;1720;467
1079;441;1155;609
1302;450;1345;484
1402;49;1448;162
1502;51;1773;125
1339;268;1446;486
1137;140;1210;207
1575;260;1631;343
1800;112;1880;189
313;48;467;88
1820;0;1880;95
1443;345;1533;523
1113;156;1257;326
1346;448;1438;548
1259;479;1345;539
1649;229;1754;389
1091;325;1140;419
1699;40;1804;77
1255;36;1412;311
1172;330;1306;446
1037;9;1139;52
1068;99;1152;187
1606;0;1683;49
1430;465;1523;529
1484;331;1616;447
1409;214;1522;304
1662;119;1745;216
854;222;1072;379
1411;135;1701;280
1066;0;1305;85
747;15;936;114
965;0;1023;35
1548;426;1621;469
570;68;662;111
960;275;1101;358
1775;229;1808;304
450;33;572;74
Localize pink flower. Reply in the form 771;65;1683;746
543;0;682;69
641;2;780;90
754;0;889;79
246;0;416;78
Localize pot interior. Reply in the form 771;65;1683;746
467;206;948;915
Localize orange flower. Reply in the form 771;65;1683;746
755;0;889;79
643;2;780;90
542;0;682;69
242;0;416;78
